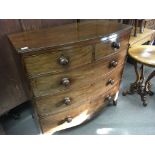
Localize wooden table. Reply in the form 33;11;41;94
123;28;155;106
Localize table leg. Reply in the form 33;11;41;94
145;70;155;96
122;61;140;96
123;63;154;106
138;64;148;106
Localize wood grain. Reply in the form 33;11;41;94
8;20;132;134
24;45;93;77
39;85;119;134
95;32;129;60
0;19;27;115
8;20;132;52
0;19;75;116
30;49;127;97
35;66;123;116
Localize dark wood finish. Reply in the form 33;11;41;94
134;20;138;37
19;19;76;31
8;20;131;53
123;31;155;107
35;67;123;116
95;33;129;61
0;20;26;116
8;20;132;134
121;19;147;37
24;45;93;78
123;61;155;107
0;19;76;116
31;50;126;97
145;70;155;92
40;85;119;134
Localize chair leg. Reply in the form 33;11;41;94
139;19;145;33
134;19;138;37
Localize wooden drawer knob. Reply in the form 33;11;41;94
108;79;115;85
105;95;112;102
64;97;71;105
58;116;73;125
61;77;70;86
66;116;72;123
110;60;118;67
112;42;120;49
59;55;69;65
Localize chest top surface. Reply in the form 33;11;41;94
8;20;132;54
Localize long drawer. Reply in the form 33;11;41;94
35;66;123;117
31;50;127;97
39;85;119;134
23;45;93;78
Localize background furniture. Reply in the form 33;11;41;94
123;45;155;106
8;20;131;134
122;23;155;106
119;19;155;37
129;28;155;47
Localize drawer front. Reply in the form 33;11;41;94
39;85;119;134
31;50;127;97
35;66;123;117
24;45;93;78
89;84;120;116
95;33;129;61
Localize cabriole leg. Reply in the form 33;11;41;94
122;61;140;96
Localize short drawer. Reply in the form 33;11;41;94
35;66;123;117
31;50;127;97
23;45;93;78
95;32;129;61
39;85;119;134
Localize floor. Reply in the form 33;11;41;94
1;62;155;135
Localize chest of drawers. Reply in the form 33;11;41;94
8;20;132;134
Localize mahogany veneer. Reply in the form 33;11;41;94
8;20;132;134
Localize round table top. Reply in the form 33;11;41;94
128;45;155;67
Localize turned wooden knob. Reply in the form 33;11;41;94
112;42;120;49
59;55;69;65
64;97;71;105
108;79;115;85
105;95;112;102
110;60;118;67
66;116;72;123
61;78;70;86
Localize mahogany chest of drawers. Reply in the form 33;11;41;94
8;20;132;134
